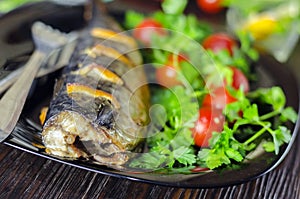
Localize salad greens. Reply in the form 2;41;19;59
124;0;297;172
198;87;297;169
125;10;212;43
130;86;198;169
124;0;298;172
161;0;188;15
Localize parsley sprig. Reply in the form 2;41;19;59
197;86;297;169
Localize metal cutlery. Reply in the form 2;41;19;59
0;21;77;143
0;37;77;94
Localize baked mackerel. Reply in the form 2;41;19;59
41;13;149;165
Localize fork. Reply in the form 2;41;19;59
0;21;76;143
0;36;77;94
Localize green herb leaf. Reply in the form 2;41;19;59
248;87;286;111
243;104;259;121
263;141;275;152
225;148;243;162
124;10;145;29
280;107;298;123
153;11;211;41
270;126;291;154
162;0;188;15
129;151;171;169
198;128;245;169
236;31;259;61
173;147;196;166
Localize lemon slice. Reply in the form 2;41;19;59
91;28;138;49
72;63;124;85
66;83;120;109
84;44;134;67
243;16;278;40
39;107;48;125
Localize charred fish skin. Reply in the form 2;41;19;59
42;11;149;165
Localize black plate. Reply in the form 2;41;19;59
1;1;300;188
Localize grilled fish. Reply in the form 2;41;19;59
41;11;149;165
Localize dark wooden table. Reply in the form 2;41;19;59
0;1;300;198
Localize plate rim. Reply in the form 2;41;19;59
1;1;300;189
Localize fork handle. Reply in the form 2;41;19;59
0;67;22;95
0;50;46;142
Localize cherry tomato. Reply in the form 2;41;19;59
155;54;187;87
202;87;237;110
202;33;237;56
192;106;225;147
196;0;224;14
230;66;250;93
156;65;181;87
133;19;166;45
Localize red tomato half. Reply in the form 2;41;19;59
133;19;166;45
230;66;250;93
202;33;237;56
202;87;237;110
196;0;224;14
192;107;225;147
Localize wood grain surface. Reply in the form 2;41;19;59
0;131;299;199
0;1;300;198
